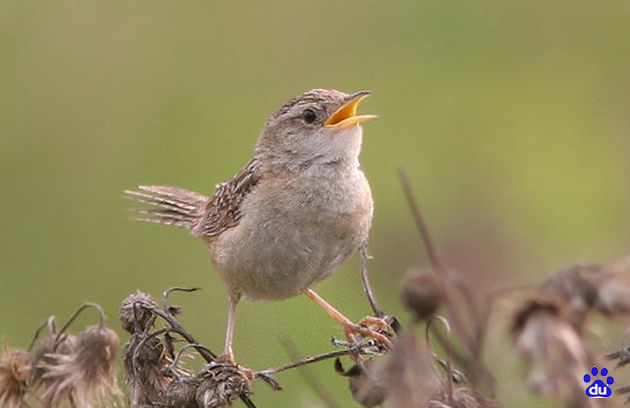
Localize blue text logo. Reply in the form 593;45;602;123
584;366;614;398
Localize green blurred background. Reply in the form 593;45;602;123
1;1;629;406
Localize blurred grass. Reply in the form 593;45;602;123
1;0;629;406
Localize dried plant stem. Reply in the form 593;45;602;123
470;283;534;392
258;343;377;377
162;286;200;312
28;316;56;351
360;243;384;318
280;338;341;408
397;169;476;353
427;316;455;407
148;307;258;408
397;170;445;274
55;302;105;344
149;307;218;361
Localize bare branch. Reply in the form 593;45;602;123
360;242;384;318
280;337;341;408
257;339;379;377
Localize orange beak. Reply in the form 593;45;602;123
324;91;377;128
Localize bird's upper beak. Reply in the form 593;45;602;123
324;91;377;128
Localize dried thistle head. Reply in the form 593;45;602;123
0;347;34;408
429;387;502;408
512;299;592;403
587;255;630;317
39;325;121;408
123;330;196;407
73;325;121;407
378;330;440;408
401;272;443;321
540;256;630;322
123;334;171;407
120;291;158;334
30;316;77;400
540;264;599;309
512;299;585;362
335;358;386;408
166;379;200;407
539;264;599;330
196;361;252;408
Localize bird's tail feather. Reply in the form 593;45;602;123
125;185;208;230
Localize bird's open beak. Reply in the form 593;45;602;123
324;91;377;128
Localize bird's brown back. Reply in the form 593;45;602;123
193;158;261;237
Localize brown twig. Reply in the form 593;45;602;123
55;302;106;344
470;282;534;393
149;307;218;362
426;316;455;407
257;339;379;377
162;286;200;315
28;316;56;351
280;337;341;408
397;170;446;273
397;169;476;352
360;242;384;318
147;307;258;408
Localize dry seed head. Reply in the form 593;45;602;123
196;361;251;408
120;291;158;334
336;358;386;408
31;321;77;401
72;325;121;407
123;334;195;407
39;325;121;408
589;255;630;316
512;299;591;402
165;379;200;407
429;387;502;408
512;299;586;362
539;265;598;311
511;299;564;340
538;265;599;330
123;335;170;406
400;272;443;321
378;330;440;408
0;347;34;408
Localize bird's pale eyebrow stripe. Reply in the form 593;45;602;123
274;92;336;117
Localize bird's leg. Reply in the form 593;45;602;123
222;292;241;364
303;289;392;348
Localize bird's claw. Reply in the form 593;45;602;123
342;316;394;350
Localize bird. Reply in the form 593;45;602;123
125;89;390;364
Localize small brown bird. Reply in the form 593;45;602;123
126;89;388;363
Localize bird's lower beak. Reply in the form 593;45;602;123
324;91;377;128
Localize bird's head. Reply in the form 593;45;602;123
255;89;376;171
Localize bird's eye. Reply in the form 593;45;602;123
302;108;317;124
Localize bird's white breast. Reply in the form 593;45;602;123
210;164;373;300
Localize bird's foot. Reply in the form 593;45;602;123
342;316;394;350
215;352;255;381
